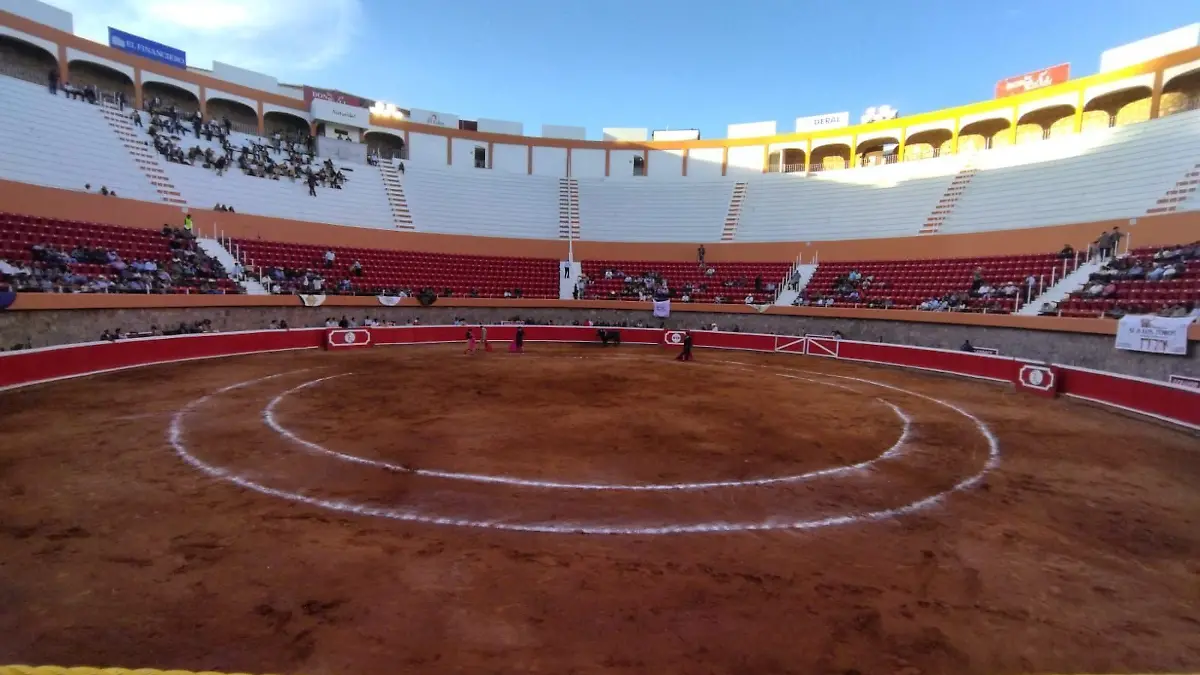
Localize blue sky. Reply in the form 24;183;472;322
54;0;1198;138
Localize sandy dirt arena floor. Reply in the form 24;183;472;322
1;344;1198;675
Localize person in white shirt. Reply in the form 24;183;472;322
323;249;335;268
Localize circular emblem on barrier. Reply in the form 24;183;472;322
343;331;357;344
1018;365;1054;391
664;331;684;345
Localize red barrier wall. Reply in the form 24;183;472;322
1;326;1196;430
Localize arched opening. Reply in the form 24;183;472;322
781;148;806;173
264;110;309;139
142;80;200;114
364;130;406;160
1016;104;1075;143
0;34;57;86
207;97;258;135
65;60;134;104
810;143;849;172
902;128;952;161
766;150;781;173
1083;87;1152;131
1161;67;1200;117
958;118;1010;152
854;136;899;168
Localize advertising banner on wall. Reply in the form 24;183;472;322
107;27;186;69
304;86;370;108
795;112;849;132
409;108;461;129
311;99;370;129
1115;314;1195;355
994;63;1070;98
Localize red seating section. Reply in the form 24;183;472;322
581;260;791;303
1060;246;1200;318
808;253;1065;312
0;212;238;293
234;238;559;298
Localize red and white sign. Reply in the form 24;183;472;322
994;63;1070;98
304;86;369;108
326;329;372;349
1015;363;1060;398
663;330;686;346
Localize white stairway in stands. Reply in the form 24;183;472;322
577;178;732;242
773;263;817;305
736;156;965;242
378;159;415;229
196;236;267;294
558;178;581;239
124;121;394;228
1146;161;1200;214
1016;258;1104;315
98;103;187;206
919;163;976;234
720;182;748;241
0;77;162;202
403;165;560;238
559;260;581;300
940;110;1200;234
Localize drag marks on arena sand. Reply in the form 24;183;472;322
167;354;1000;535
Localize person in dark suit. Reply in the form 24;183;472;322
676;331;694;361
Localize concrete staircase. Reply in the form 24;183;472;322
774;262;818;305
98;103;187;206
379;160;415;229
558;178;581;239
559;260;582;299
920;163;976;234
1146;161;1200;214
197;236;268;295
1016;257;1104;315
721;181;748;241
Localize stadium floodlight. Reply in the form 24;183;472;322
860;105;899;124
370;101;405;120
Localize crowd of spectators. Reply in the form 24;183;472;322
1058;241;1200;318
0;223;234;294
579;266;774;304
143;101;340;196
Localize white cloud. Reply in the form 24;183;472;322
48;0;362;77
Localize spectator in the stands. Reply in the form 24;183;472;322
1059;244;1074;259
350;260;363;276
47;67;58;95
960;340;974;352
324;249;335;268
131;110;142;127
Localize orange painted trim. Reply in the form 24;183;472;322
133;67;143;109
445;136;452;166
721;147;728;176
527;145;533;175
9;293;1199;340
487;141;494;169
198;85;207;118
566;147;573;177
643;149;649;176
682;149;688;177
604;150;610;177
55;43;66;82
